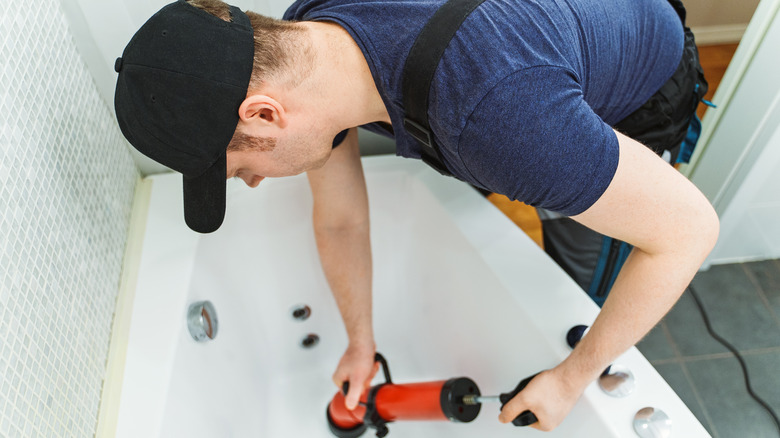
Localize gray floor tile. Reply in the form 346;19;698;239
653;362;714;435
663;291;729;357
686;356;780;438
688;264;780;351
744;259;780;323
743;351;780;418
637;322;677;362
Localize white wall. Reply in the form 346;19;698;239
59;0;288;176
687;0;780;265
687;0;760;44
0;0;140;436
705;122;780;264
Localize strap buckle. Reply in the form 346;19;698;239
403;118;452;176
403;118;433;148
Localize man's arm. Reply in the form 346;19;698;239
499;129;719;430
307;128;378;410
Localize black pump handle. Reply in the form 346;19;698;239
374;353;392;384
499;373;540;427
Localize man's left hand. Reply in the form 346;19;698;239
498;367;588;431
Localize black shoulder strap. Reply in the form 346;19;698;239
401;0;488;176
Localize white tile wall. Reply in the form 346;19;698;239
0;0;139;436
707;123;780;264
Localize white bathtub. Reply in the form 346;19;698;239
114;156;710;437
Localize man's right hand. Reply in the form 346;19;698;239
332;342;380;410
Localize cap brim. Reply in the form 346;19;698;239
183;153;226;233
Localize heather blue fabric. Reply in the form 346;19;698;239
285;0;683;215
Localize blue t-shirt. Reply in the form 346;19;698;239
285;0;683;215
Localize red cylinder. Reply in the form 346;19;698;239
326;377;480;437
374;381;448;422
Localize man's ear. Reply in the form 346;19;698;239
238;94;288;128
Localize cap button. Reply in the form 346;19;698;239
114;57;123;73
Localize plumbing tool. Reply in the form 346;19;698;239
326;353;481;438
326;354;541;437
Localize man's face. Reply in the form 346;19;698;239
225;123;334;187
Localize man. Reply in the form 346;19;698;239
114;0;718;430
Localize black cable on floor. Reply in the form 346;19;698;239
687;284;780;436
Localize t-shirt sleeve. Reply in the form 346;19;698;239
458;66;619;216
332;129;349;148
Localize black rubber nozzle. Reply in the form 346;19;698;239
326;404;367;438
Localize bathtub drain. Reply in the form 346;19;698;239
187;300;218;342
291;305;312;321
301;334;320;349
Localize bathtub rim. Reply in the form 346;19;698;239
109;156;712;438
96;175;152;438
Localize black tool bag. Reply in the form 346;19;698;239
542;0;710;305
614;5;709;157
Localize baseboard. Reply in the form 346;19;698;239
95;177;153;438
691;24;748;45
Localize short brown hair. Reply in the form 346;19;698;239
188;0;312;89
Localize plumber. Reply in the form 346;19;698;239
113;0;719;431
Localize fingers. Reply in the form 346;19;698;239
498;392;542;428
344;377;361;410
498;393;529;424
498;395;550;431
333;369;373;410
332;368;349;392
332;346;380;411
344;367;374;410
495;368;585;432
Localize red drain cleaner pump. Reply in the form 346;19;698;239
326;353;481;437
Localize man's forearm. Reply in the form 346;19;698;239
559;131;720;389
557;241;713;388
314;221;374;347
306;129;376;405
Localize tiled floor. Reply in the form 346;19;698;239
636;259;780;438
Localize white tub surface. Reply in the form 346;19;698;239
116;156;710;437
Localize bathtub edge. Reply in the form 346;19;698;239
95;176;153;438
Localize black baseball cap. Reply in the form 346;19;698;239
114;0;254;233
